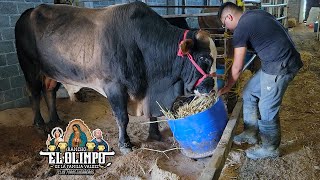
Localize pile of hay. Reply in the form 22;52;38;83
288;18;297;28
300;51;312;72
158;92;217;119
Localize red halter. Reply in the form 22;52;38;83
177;30;214;87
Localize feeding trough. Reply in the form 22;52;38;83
167;97;228;159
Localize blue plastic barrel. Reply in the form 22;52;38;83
167;97;228;159
216;64;225;90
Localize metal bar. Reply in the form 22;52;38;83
275;0;279;18
213;33;228;37
182;0;185;14
209;34;230;38
148;5;220;8
242;54;257;72
276;16;287;20
317;12;320;41
201;27;224;30
203;0;208;6
162;12;218;18
166;0;168;15
284;0;288;27
261;3;288;7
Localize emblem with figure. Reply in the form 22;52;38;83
63;119;92;148
91;129;109;152
40;119;115;175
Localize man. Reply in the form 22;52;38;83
218;2;303;160
91;129;109;152
305;0;320;22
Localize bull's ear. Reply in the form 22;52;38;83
180;39;194;54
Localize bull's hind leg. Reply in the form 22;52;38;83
43;77;62;126
103;83;132;154
17;58;45;127
147;117;162;141
26;79;45;127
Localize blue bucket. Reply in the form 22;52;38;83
216;64;225;90
167;97;228;158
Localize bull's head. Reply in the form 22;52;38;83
179;30;217;95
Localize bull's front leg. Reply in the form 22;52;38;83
103;83;132;154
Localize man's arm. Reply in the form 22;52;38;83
218;47;247;95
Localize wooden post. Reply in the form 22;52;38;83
199;100;243;180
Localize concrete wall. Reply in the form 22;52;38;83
0;0;54;111
288;0;302;21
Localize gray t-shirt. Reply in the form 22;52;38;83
233;9;303;75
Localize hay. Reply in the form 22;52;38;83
281;51;320;123
288;18;297;28
158;92;218;119
233;50;313;97
300;51;312;72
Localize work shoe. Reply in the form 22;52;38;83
245;145;280;160
233;131;258;145
245;119;281;160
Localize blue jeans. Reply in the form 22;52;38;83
242;70;297;126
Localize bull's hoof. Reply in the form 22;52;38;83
120;147;133;155
42;168;56;178
147;133;162;142
34;122;45;127
33;126;46;136
33;117;45;127
119;142;133;155
33;119;46;135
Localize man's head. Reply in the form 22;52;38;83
54;129;61;138
93;129;103;139
218;2;243;31
72;124;79;132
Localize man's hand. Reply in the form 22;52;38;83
218;47;246;96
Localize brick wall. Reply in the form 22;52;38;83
81;0;115;8
0;0;54;111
